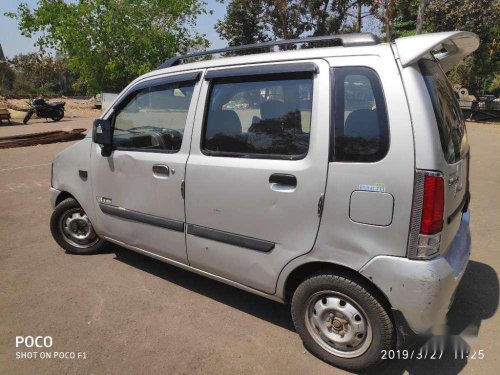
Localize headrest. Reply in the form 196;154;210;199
206;110;242;138
344;109;379;138
260;100;286;120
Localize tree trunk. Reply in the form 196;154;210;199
416;0;427;34
385;11;391;42
357;1;362;32
385;1;393;42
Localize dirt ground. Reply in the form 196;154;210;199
0;118;498;374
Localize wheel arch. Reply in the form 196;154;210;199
51;185;100;236
281;261;393;313
55;190;77;207
281;260;417;349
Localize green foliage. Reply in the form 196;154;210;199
0;63;16;93
264;0;307;40
296;0;357;36
8;53;80;96
391;0;418;39
215;0;269;46
216;0;363;46
7;0;209;95
6;0;498;98
424;0;500;96
488;73;500;96
392;19;416;38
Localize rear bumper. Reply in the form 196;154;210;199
360;210;471;334
49;187;61;209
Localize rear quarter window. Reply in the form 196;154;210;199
332;67;389;162
418;59;468;164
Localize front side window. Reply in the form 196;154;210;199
419;58;467;163
202;74;313;159
113;81;195;152
333;67;389;162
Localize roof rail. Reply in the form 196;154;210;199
158;33;379;69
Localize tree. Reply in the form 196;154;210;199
424;0;500;95
415;0;427;34
7;0;209;95
0;44;6;62
352;1;375;33
488;73;500;97
215;0;269;47
9;53;78;96
265;0;307;41
0;63;16;94
391;0;418;39
216;0;368;46
0;44;14;94
301;0;358;36
370;0;400;42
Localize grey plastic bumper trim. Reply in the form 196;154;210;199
99;203;184;232
187;224;275;252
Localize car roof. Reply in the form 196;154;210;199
126;31;479;91
138;43;392;81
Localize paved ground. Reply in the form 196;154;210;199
0;118;498;374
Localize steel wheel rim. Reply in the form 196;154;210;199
58;208;99;248
304;291;373;358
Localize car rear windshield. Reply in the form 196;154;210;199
419;58;468;164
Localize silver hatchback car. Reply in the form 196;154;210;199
49;31;478;370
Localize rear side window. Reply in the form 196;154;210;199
202;74;313;159
419;59;467;163
332;67;389;162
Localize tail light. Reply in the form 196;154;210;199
420;175;444;235
408;171;444;259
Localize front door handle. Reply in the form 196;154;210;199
153;164;169;179
269;173;297;192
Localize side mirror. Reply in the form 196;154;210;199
93;118;112;157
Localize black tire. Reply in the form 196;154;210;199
50;198;105;255
51;108;64;122
23;110;33;124
291;273;394;371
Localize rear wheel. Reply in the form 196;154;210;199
51;108;64;122
291;273;394;371
50;198;105;254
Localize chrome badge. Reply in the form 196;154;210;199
96;196;112;205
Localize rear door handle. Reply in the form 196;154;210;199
153;164;169;179
269;173;297;192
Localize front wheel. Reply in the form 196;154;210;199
23;110;33;124
291;273;395;371
50;198;105;254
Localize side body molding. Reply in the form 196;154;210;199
99;204;184;232
187;224;275;253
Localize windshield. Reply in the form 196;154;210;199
419;58;468;164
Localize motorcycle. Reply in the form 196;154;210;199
23;97;66;124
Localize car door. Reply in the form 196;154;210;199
90;71;201;264
185;61;330;294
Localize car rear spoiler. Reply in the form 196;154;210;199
395;31;479;72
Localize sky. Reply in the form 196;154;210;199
0;0;228;59
0;1;381;59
